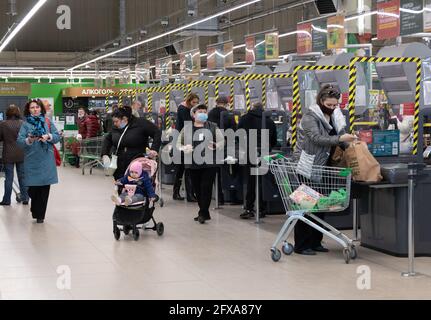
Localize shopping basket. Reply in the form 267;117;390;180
265;154;357;264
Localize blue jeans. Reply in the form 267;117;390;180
2;163;28;204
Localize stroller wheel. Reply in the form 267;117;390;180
133;228;140;241
159;198;164;208
123;225;131;235
156;222;164;236
113;226;121;241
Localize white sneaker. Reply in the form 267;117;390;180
111;195;122;206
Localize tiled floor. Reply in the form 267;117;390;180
0;166;430;300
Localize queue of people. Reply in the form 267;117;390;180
0;85;354;256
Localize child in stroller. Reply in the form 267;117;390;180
112;156;164;241
111;161;156;206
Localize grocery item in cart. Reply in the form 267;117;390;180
289;184;322;210
316;189;348;211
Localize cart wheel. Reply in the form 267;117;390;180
123;225;131;235
159;198;164;208
282;243;294;256
16;195;22;203
156;222;164;236
270;248;281;262
133;228;140;241
350;246;358;260
113;227;121;241
343;248;351;264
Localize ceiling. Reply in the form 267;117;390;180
0;0;322;71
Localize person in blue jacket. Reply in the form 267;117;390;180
111;161;156;206
17;99;61;224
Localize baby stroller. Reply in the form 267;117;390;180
112;156;164;241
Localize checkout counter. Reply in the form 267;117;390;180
354;43;431;257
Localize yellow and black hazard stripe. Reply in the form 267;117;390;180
230;82;234;111
165;90;171;129
118;90;124;108
105;96;109;113
262;78;267;108
348;56;422;155
244;74;252;111
413;59;422;156
147;87;154;121
291;65;349;148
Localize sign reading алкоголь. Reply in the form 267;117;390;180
400;0;423;36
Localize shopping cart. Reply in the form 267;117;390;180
61;136;80;167
266;154;357;264
79;136;105;175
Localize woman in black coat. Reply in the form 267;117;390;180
102;106;161;180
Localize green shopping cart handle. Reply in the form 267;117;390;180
263;153;284;163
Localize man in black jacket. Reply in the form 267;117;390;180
173;93;200;201
237;102;277;219
208;96;238;205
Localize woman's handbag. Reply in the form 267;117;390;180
46;117;61;166
106;126;129;176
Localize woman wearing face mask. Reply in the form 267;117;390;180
101;106;161;180
176;104;224;224
16;99;61;223
292;85;357;255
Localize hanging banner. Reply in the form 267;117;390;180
180;49;201;75
400;0;424;36
119;67;132;85
206;41;234;70
425;0;431;32
224;41;234;67
245;35;256;63
312;20;328;52
135;62;151;82
327;15;345;49
155;57;172;79
377;0;400;40
255;34;266;61
207;47;216;70
297;23;312;54
265;32;279;60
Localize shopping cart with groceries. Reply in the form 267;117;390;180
265;154;357;264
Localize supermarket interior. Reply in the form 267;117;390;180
0;0;431;301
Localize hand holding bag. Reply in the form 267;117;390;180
344;141;383;182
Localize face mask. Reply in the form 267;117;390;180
118;121;127;129
196;113;208;123
320;104;336;116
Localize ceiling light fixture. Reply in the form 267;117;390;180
0;0;48;52
68;0;262;71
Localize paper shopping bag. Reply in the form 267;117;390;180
344;141;383;182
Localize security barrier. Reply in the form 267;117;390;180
291;65;349;148
348;56;422;156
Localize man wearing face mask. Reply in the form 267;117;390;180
176;104;224;224
292;85;357;256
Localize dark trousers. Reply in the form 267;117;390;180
189;168;217;218
216;167;224;202
28;186;51;220
294;212;325;252
244;166;265;212
2;162;28;204
173;164;194;199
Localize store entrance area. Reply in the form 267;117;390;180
0;167;430;300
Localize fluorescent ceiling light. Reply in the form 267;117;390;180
0;67;35;70
69;0;261;71
233;44;246;49
0;0;47;52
